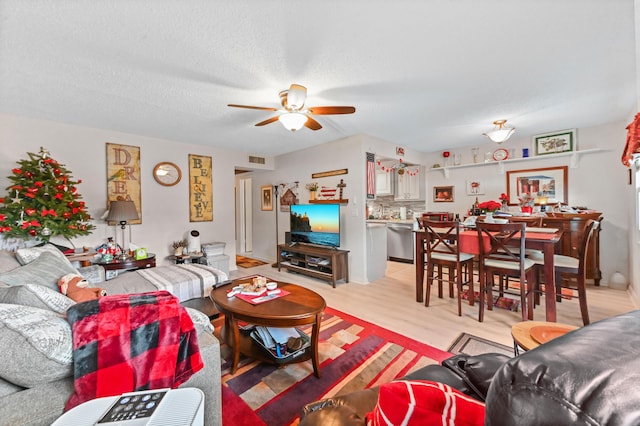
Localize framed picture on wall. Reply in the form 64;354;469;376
506;166;568;205
533;129;576;156
433;185;454;202
261;185;273;211
466;180;484;195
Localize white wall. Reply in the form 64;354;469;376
0;113;264;271
424;121;630;287
3;113;635;293
629;0;640;306
247;133;424;283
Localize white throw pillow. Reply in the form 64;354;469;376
0;251;79;291
0;304;73;387
16;244;75;269
0;284;75;314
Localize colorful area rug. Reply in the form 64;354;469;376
447;333;513;357
236;255;268;268
214;307;452;426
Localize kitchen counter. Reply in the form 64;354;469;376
366;219;416;225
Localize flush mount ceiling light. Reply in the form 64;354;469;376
483;119;515;143
278;112;308;132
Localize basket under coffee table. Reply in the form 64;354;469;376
210;277;326;378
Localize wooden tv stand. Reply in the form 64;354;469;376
277;243;349;287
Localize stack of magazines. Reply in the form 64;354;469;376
250;326;310;362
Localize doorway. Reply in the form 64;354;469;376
236;175;253;254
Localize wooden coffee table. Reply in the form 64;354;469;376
210;277;326;377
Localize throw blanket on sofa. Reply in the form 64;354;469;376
64;291;203;411
136;264;228;301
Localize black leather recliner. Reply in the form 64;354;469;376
300;310;640;425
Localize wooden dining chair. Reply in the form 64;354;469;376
497;216;544;290
509;216;543;227
475;222;536;322
532;219;598;325
422;220;475;316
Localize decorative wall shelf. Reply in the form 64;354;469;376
428;148;604;178
309;199;349;204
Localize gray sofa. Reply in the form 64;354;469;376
0;244;224;426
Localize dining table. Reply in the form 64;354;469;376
414;226;563;322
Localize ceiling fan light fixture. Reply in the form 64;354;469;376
278;112;308;131
483;119;515;143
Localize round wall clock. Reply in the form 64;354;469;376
492;148;509;161
153;162;182;186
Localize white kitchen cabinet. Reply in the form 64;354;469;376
394;166;425;200
375;162;394;196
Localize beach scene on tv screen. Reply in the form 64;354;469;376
290;204;340;247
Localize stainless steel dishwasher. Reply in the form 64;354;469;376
386;222;414;263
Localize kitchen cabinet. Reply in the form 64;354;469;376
394;166;425;200
375;163;393;196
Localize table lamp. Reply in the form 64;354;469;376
106;200;139;259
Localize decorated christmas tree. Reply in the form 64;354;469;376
0;147;94;242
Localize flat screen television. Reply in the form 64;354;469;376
290;204;340;247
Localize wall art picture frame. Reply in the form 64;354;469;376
506;166;568;205
533;129;576;156
433;185;454;202
466;180;484;195
261;185;273;211
188;154;213;222
105;143;142;224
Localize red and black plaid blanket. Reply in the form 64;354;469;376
64;290;204;411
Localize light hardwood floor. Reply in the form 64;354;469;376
230;260;637;352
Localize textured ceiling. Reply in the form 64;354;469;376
0;1;636;157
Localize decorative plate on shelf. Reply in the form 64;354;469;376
492;148;509;161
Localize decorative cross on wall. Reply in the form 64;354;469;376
337;179;347;200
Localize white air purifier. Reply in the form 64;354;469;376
187;230;201;254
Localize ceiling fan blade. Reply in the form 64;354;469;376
228;104;278;112
307;106;356;115
254;116;280;127
304;116;323;131
287;84;307;110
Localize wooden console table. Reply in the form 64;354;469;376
94;254;156;274
277;244;349;287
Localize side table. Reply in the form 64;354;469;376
511;321;578;355
94;254;156;280
169;253;205;264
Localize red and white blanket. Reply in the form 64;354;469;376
64;291;203;411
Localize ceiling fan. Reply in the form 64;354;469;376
228;84;356;132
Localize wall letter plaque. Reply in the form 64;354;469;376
106;143;141;224
189;154;213;222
